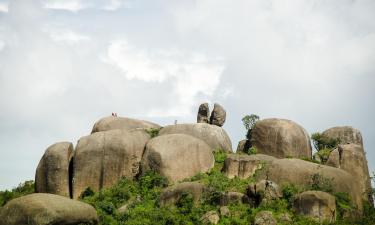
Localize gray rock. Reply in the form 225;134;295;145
0;193;98;225
293;191;336;223
254;211;276;225
35;142;73;197
250;118;312;158
197;103;210;123
201;211;220;224
209;103;226;127
141;134;214;183
322;126;363;146
91;116;161;133
159;182;206;206
159;123;232;153
236;139;251;154
219;191;250;206
219;206;230;217
248;180;282;205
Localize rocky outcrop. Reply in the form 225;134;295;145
210;103;226;127
159;123;232;153
293;191;336;223
219;192;250;206
326;144;372;204
322;126;363;146
72;129;150;198
236;139;250;154
91;116;161;133
254;211;277;225
197;103;210;123
35;142;73;197
222;154;275;179
248;180;282;206
159;182;206;206
250;118;312;158
0;193;98;225
141;134;214;183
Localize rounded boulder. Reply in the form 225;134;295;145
141;134;214;183
91;116;161;133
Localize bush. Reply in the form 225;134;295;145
0;180;34;206
145;128;161;138
311;132;340;151
244;146;257;155
309;173;333;193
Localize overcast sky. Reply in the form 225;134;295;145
0;0;374;190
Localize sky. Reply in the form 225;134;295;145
0;0;374;190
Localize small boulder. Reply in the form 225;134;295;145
254;211;277;225
141;134;214;183
293;191;336;223
35;142;73;197
236;139;251;154
0;193;98;225
322;126;363;146
201;211;220;224
223;154;274;179
159;182;206;206
250;118;312;158
325;148;340;168
159;123;232;153
197;103;210;123
209;103;226;127
73;129;150;198
219;191;250;206
248;180;282;206
91;116;161;133
219;206;230;216
278;213;292;224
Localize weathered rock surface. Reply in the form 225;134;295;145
250;118;312;158
209;103;226;127
293;191;336;223
248;180;282;205
159;123;232;153
219;206;230;216
327;144;372;203
201;211;220;224
35;142;73;197
223;154;362;212
236;139;251;154
141;134;214;183
219;191;250;206
197;103;210;123
91;116;161;133
254;211;277;225
0;193;98;225
159;182;206;206
222;154;275;179
72;129;150;198
322;126;363;146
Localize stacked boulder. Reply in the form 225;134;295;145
197;103;226;127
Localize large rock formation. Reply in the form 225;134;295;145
197;103;210;123
293;191;336;223
159;182;206;206
250;118;312;158
0;193;98;225
236;139;251;154
209;103;226;127
141;134;214;183
91;116;161;133
322;126;363;146
248;180;282;206
219;192;250;206
72;129;150;198
35;142;73;197
326;144;372;204
159;123;232;153
222;154;363;212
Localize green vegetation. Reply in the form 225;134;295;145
0;180;34;206
311;132;340;151
243;146;257;155
241;114;259;140
145;128;161;138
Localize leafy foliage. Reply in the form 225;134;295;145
145;128;161;138
244;146;257;155
241;114;259;130
0;180;34;206
311;132;340;151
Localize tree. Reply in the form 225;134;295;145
242;114;260;130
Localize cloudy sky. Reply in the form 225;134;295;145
0;0;374;190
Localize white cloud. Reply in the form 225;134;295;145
103;0;131;11
43;0;86;12
46;28;91;44
104;40;224;116
0;2;8;12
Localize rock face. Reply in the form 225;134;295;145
201;211;220;224
322;126;363;146
0;193;98;225
91;116;161;133
293;191;336;223
236;139;250;154
72;129;150;198
248;180;282;206
326;144;372;203
159;182;206;206
250;118;312;158
209;103;226;127
219;192;250;206
159;123;232;153
223;154;363;212
197;103;210;123
254;211;276;225
222;154;275;179
141;134;214;183
35;142;73;197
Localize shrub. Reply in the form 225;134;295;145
311;132;340;151
0;180;34;206
244;146;257;155
309;173;333;193
145;128;161;138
